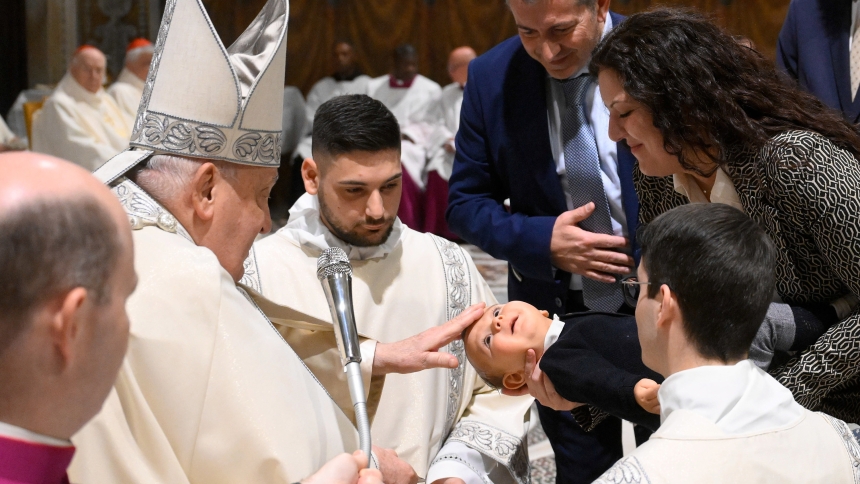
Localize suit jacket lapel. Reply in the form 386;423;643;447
507;45;567;215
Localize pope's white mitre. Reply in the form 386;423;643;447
95;0;288;183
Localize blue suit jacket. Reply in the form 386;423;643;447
446;12;639;314
777;0;860;122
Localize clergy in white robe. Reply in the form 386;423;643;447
108;38;153;127
295;40;370;161
0;116;25;152
366;47;440;230
571;205;860;484
419;47;475;239
31;46;129;170
244;94;533;484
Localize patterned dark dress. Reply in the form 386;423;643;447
575;130;860;429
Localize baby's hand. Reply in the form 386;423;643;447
633;379;661;415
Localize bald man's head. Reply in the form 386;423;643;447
0;152;135;439
448;46;476;87
70;46;107;94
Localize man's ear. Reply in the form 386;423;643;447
502;371;526;391
655;284;676;331
189;162;218;222
540;310;550;318
302;158;321;195
595;0;610;23
49;287;89;365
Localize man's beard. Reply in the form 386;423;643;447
318;192;395;247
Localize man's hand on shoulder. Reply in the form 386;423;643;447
373;446;420;484
550;203;634;282
373;303;485;375
634;378;661;415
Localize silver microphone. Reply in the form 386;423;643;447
317;247;371;460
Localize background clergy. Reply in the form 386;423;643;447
108;38;154;126
68;1;463;482
245;95;534;484
31;45;130;170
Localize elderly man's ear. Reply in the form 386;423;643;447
48;287;89;364
189;162;220;221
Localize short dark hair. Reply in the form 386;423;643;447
312;94;401;164
638;204;775;362
589;8;860;176
0;197;122;355
506;0;597;9
393;43;417;60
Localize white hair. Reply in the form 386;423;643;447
134;154;236;204
125;45;154;67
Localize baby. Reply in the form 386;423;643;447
463;302;664;430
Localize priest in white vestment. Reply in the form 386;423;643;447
367;44;441;230
419;47;475;239
0;116;25;152
580;205;860;483
31;46;129;170
69;2;474;483
108;38;153;127
244;94;534;484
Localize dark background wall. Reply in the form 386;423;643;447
1;0;28;116
5;0;790;115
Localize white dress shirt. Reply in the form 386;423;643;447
546;15;630;290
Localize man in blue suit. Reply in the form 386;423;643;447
777;0;860;122
446;0;640;482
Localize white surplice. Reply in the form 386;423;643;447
295;75;371;160
243;193;534;484
107;67;145;129
594;360;860;484
31;74;130;170
70;180;383;484
367;74;441;129
420;82;464;181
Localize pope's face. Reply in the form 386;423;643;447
509;0;609;80
598;68;683;177
210;165;277;281
312;150;402;247
464;302;553;390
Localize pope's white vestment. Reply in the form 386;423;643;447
31;74;130;170
70;180;382;484
594;360;860;484
244;193;534;484
108;67;145;128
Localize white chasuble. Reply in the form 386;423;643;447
108;67;146;128
595;361;860;484
31;74;130;170
244;193;534;484
70;180;382;484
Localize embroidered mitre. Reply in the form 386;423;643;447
95;0;289;184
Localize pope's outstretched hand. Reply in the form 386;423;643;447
372;303;486;375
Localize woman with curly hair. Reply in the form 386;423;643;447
586;9;860;431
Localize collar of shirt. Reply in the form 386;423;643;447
277;192;404;261
672;168;745;212
58;73;105;107
0;421;71;447
389;74;415;89
657;360;805;435
543;314;565;351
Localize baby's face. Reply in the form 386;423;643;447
464;301;553;389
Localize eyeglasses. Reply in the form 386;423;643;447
620;275;650;308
